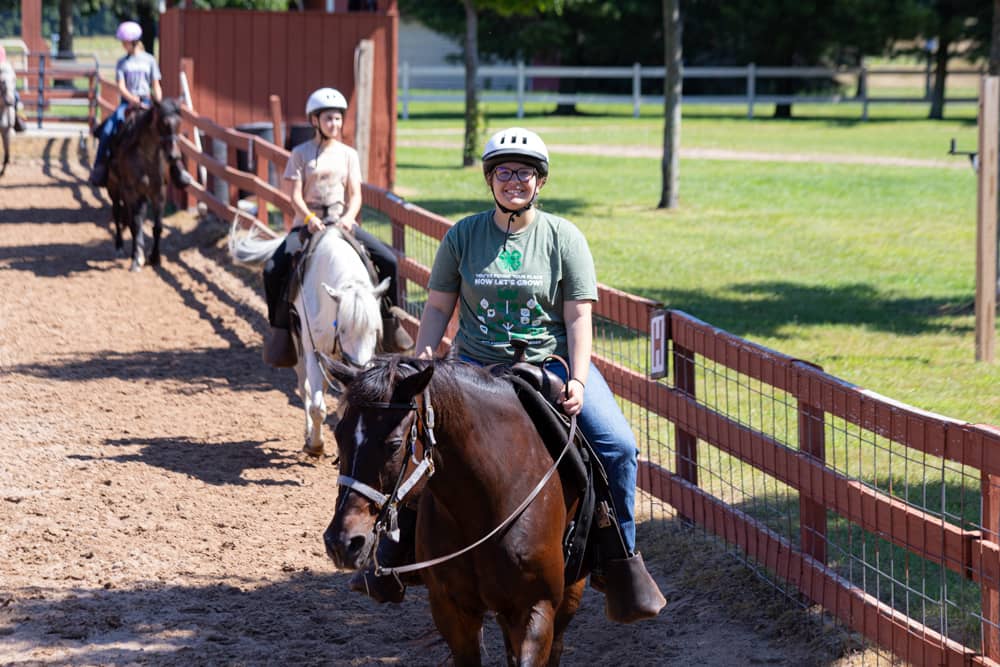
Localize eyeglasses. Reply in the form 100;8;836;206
493;166;537;182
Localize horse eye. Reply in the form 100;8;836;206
384;438;403;451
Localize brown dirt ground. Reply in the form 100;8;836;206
0;136;879;666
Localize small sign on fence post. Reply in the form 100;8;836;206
650;309;667;379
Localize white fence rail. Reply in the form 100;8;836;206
398;61;983;120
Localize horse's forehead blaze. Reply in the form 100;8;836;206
352;414;366;451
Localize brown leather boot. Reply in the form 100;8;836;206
262;327;297;368
380;306;414;353
600;552;667;623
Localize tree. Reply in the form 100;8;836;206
57;0;73;58
921;0;992;119
991;0;1000;75
401;0;563;166
659;0;680;210
682;0;925;118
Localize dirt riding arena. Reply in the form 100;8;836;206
0;136;863;666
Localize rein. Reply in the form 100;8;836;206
291;228;347;372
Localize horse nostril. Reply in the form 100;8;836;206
347;534;368;564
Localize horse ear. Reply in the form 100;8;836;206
322;282;342;304
396;364;434;401
321;357;359;387
373;277;391;298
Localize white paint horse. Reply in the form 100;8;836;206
0;60;17;177
228;221;388;456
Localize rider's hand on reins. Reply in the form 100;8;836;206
338;217;358;233
305;211;325;234
559;377;585;416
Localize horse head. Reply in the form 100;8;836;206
152;97;191;190
323;358;434;570
320;276;389;367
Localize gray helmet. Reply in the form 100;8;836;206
482;127;549;177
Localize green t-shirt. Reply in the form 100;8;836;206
428;209;598;364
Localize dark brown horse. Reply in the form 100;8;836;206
324;357;587;666
106;97;190;272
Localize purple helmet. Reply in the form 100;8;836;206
116;21;142;42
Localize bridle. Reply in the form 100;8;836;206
336;380;578;579
155;108;183;162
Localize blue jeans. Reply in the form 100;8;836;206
94;98;149;168
462;356;640;553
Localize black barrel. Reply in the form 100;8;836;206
286;123;314;150
236;122;278;199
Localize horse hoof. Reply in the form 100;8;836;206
129;261;142;272
302;443;324;457
149;254;161;267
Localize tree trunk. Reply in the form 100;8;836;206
137;0;158;57
991;0;1000;75
57;0;73;59
462;0;478;167
553;77;579;115
929;33;951;120
658;0;681;210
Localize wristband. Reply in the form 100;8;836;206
305;212;319;225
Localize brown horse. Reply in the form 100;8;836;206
105;97;190;272
323;357;587;666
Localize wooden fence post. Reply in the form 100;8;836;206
983;471;1000;661
179;58;198;211
975;76;998;362
672;338;698;521
797;390;827;564
354;39;374;183
268;94;284;150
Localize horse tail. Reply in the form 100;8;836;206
227;216;286;268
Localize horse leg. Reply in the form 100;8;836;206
112;199;126;257
0;127;9;177
499;600;557;667
428;589;485;667
547;579;585;667
130;200;147;272
300;342;326;456
148;197;163;266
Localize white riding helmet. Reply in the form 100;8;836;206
482;127;549;177
306;87;348;117
116;21;142;42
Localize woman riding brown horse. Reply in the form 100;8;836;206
323;357;662;665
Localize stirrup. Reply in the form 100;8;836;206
381;306;414;353
263;327;297;368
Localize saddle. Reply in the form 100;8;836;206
492;354;630;585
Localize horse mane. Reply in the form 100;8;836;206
349;357;510;408
335;278;383;341
113;106;154;152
